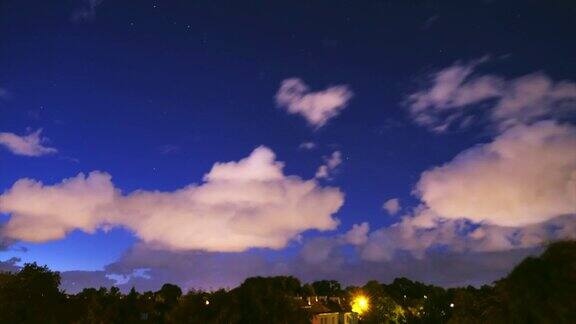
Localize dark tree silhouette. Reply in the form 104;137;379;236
0;263;64;323
312;280;343;296
0;241;574;323
493;240;576;323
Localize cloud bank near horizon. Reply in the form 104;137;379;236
2;123;574;291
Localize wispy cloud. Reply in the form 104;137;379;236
158;144;179;155
0;87;8;99
406;57;576;132
299;141;317;150
276;78;353;128
315;150;342;179
72;0;103;23
422;15;439;30
0;129;57;157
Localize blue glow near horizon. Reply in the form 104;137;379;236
0;229;136;272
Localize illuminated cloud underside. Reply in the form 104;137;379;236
0;146;344;252
360;121;576;261
417;121;576;227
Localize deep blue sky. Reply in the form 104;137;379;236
1;0;575;291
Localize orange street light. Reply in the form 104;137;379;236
351;295;369;315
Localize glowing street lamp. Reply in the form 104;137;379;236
351;295;369;315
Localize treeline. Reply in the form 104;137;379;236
0;240;575;323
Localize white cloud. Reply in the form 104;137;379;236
276;78;353;128
315;151;342;179
416;121;576;227
361;210;576;263
370;191;576;262
493;73;576;129
343;222;370;246
361;208;457;262
382;198;401;215
315;166;329;179
0;146;344;252
0;129;57;157
406;58;576;132
0;171;117;242
360;121;576;262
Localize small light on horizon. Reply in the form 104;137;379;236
351;295;369;315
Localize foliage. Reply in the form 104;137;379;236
311;279;343;296
0;263;63;323
0;241;574;323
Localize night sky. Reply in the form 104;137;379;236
1;0;575;292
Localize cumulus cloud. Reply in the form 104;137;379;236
114;219;560;290
361;211;576;263
49;214;573;292
66;123;566;287
396;68;576;263
343;222;370;246
0;129;57;157
276;78;353;128
0;146;344;252
0;171;116;242
0;225;15;251
416;121;576;227
358;121;576;262
48;218;568;292
315;151;342;179
406;58;576;132
382;198;401;215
